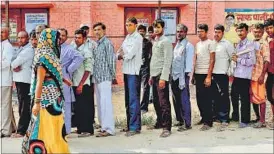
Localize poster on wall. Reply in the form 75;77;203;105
155;9;177;43
25;13;48;34
1;18;17;43
224;8;274;46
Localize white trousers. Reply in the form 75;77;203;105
0;86;16;135
95;81;115;135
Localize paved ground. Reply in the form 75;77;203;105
1;86;274;153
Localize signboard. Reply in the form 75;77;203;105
25;13;48;34
155;9;177;43
224;8;274;46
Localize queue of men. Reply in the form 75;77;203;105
1;17;274;139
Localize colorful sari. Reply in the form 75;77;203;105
22;28;69;154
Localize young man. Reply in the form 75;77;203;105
212;24;234;131
11;31;34;138
194;24;216;131
72;29;94;137
250;23;270;128
29;30;38;49
231;23;257;128
137;25;153;113
264;18;274;130
1;27;16;138
149;19;173;137
92;22;116;137
171;24;194;131
58;28;84;135
117;17;143;136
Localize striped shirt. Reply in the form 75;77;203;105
118;31;143;75
234;38;258;80
150;35;173;81
93;36;116;84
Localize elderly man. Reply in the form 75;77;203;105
1;27;16;138
58;28;84;135
11;31;34;138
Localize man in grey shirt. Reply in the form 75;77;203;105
149;19;173;138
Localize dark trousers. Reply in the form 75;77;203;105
124;74;141;131
152;75;172;131
195;74;214;126
15;82;31;135
231;77;251;123
252;104;260;120
212;74;230;123
140;66;150;111
266;73;274;105
171;74;191;127
73;84;94;134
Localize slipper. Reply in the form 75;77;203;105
78;132;92;138
96;131;112;137
200;124;211;131
160;130;171;138
11;133;24;138
125;131;140;137
253;122;266;128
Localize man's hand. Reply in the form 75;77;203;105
232;54;238;62
112;79;118;85
159;80;166;89
204;76;211;87
76;84;83;95
258;75;265;85
148;77;153;86
13;66;21;72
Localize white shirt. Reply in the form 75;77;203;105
11;43;34;83
213;38;235;74
72;43;93;86
1;39;14;87
118;31;143;75
195;39;215;74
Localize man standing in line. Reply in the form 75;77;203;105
11;31;34;138
92;22;116;137
29;30;38;49
1;27;16;138
117;17;143;137
231;23;257;128
250;23;270;128
137;25;153;113
194;24;216;131
149;19;173;137
72;29;94;137
211;24;234;131
264;18;274;130
58;28;84;135
171;24;194;131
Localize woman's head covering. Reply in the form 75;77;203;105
31;28;63;99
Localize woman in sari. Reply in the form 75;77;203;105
22;28;70;154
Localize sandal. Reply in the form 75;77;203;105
200;124;211;131
78;132;92;138
253;122;266;128
11;133;24;138
177;126;192;132
120;128;128;132
125;131;140;137
160;130;171;138
96;131;112;137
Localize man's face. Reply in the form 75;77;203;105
253;28;264;40
93;25;105;40
17;32;28;47
58;30;68;45
1;28;9;41
126;21;137;34
138;29;146;37
197;28;207;40
265;25;274;37
214;29;224;42
154;23;164;35
176;28;187;41
30;37;38;48
35;26;43;39
225;16;235;27
74;34;85;47
147;31;155;40
236;28;248;40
